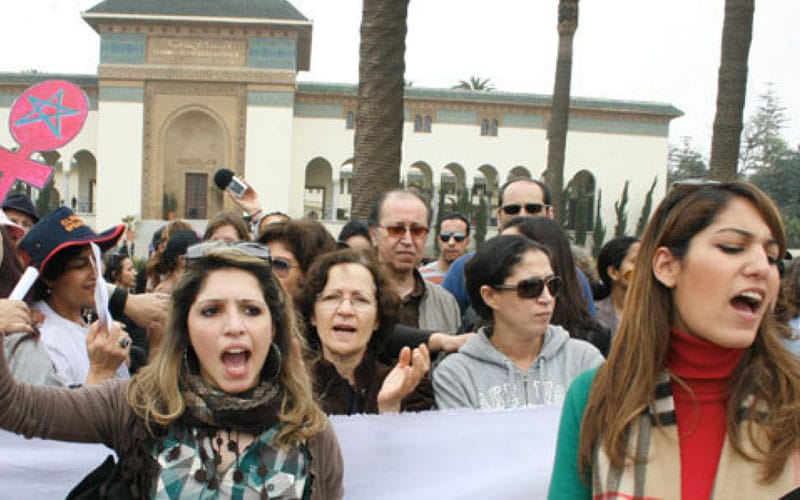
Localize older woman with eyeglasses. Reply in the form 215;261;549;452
433;234;603;410
257;220;337;300
297;249;433;415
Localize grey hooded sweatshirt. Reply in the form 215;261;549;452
433;325;603;410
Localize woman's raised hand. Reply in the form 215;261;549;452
86;321;130;385
377;344;431;414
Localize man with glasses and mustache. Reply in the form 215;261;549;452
420;212;471;285
368;189;461;336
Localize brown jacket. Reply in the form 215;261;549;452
0;356;343;499
313;354;434;415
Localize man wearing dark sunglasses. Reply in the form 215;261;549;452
420;213;471;285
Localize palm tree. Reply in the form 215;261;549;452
452;76;495;91
350;0;410;220
708;0;754;181
546;0;579;224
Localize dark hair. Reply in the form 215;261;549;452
257;219;337;276
367;188;432;228
438;212;471;236
594;236;639;300
497;178;552;207
297;248;398;355
0;226;25;298
31;244;88;301
503;216;603;338
203;211;249;242
103;251;132;285
466;234;551;323
161;229;201;273
337;220;370;242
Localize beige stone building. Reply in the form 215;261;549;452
0;0;681;255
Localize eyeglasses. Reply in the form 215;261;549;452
378;224;429;239
316;291;376;313
186;241;270;261
501;203;548;216
270;257;300;278
439;232;466;243
491;275;562;299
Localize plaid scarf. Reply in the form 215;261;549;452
181;374;283;434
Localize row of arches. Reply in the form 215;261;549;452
303;157;597;230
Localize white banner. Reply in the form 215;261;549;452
330;405;561;499
0;406;561;499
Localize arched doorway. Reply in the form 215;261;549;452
162;108;228;220
304;157;333;219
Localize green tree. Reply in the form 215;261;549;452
546;0;579;224
750;148;800;246
613;181;629;238
635;177;658;237
35;178;57;217
452;76;495;91
592;189;606;258
739;85;790;175
709;0;755;181
350;0;410;220
474;195;488;249
668;137;709;185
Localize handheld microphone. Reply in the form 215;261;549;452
213;168;248;198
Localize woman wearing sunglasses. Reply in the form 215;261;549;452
433;234;603;409
257;220;337;300
298;248;433;414
502;216;611;356
0;244;343;498
549;181;800;498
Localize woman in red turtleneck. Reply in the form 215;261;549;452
549;180;800;499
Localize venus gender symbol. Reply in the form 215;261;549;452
0;79;89;202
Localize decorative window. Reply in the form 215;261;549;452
481;118;499;136
345;111;355;130
414;114;423;132
424;115;432;133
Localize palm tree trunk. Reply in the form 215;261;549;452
350;0;410;220
546;0;579;223
709;0;754;181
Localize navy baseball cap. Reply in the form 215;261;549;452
2;193;40;223
18;207;125;274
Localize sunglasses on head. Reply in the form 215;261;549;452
379;224;429;239
501;203;547;216
186;241;270;261
439;231;466;243
491;275;562;299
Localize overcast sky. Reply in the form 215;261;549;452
2;0;797;156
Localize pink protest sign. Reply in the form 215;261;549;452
0;80;89;202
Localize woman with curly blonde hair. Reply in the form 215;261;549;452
549;180;800;498
0;244;343;499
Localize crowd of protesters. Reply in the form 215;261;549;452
0;175;799;498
